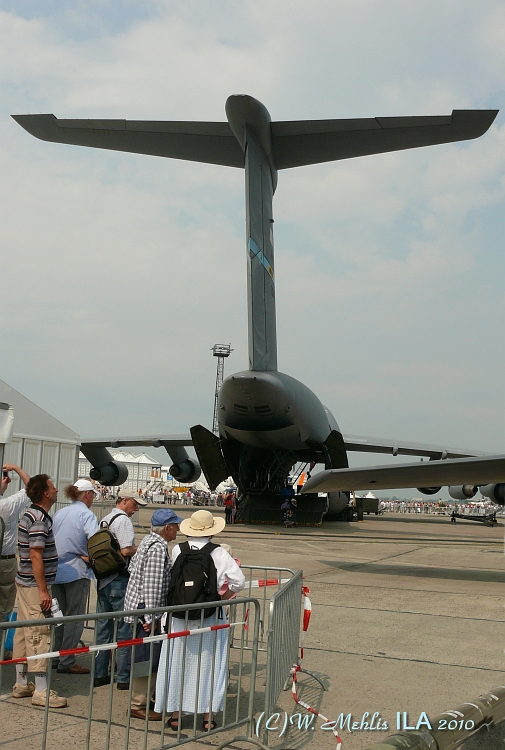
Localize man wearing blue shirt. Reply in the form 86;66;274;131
52;479;99;674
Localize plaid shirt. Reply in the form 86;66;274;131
124;532;171;623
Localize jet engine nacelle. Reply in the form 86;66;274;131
448;485;478;501
90;460;128;487
417;487;442;496
326;491;350;516
479;484;505;506
170;458;201;484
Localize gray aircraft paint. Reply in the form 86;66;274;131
225;96;277;372
13;97;501;506
302;454;505;494
245;142;277;372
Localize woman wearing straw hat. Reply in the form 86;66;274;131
154;510;245;731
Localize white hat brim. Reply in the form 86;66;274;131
180;515;226;537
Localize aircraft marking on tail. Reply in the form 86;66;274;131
248;237;275;280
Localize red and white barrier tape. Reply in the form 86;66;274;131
291;665;342;750
0;620;246;666
301;585;312;659
248;578;291;588
289;586;342;750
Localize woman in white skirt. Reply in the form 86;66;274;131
154;510;245;731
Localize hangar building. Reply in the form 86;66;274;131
0;378;80;497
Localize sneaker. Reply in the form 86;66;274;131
31;689;68;708
12;681;35;698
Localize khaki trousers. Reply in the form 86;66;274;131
131;675;156;709
12;584;51;673
0;558;17;623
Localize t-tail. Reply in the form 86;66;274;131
13;97;497;376
226;95;278;372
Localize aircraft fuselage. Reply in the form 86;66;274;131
219;369;339;452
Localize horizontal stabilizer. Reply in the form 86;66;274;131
272;110;498;169
13;108;498;171
301;454;505;493
12;115;244;168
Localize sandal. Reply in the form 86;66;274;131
203;719;217;731
168;716;180;731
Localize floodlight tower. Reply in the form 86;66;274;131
212;344;232;434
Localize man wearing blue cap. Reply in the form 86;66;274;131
124;507;183;720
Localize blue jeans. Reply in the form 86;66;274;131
94;576;132;684
52;578;91;668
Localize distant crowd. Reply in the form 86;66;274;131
95;486;239;512
380;500;496;515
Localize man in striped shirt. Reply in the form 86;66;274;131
12;474;67;708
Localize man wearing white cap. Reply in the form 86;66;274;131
94;488;148;689
52;479;100;673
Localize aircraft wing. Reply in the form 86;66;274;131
271;110;498;169
82;432;490;459
82;432;488;458
81;435;193;449
12;115;244;168
301;455;505;493
342;434;488;460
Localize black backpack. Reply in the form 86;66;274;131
166;541;220;620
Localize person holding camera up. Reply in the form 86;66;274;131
0;464;30;625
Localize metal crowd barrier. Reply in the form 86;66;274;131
0;598;262;750
263;570;303;717
233;566;295;651
216;570;305;750
78;565;296;644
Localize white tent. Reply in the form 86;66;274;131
1;378;80;496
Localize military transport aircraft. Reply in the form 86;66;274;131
13;95;505;519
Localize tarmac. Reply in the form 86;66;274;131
1;506;504;750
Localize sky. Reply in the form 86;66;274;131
0;1;504;496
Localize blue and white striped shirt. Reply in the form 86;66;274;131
16;505;58;587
